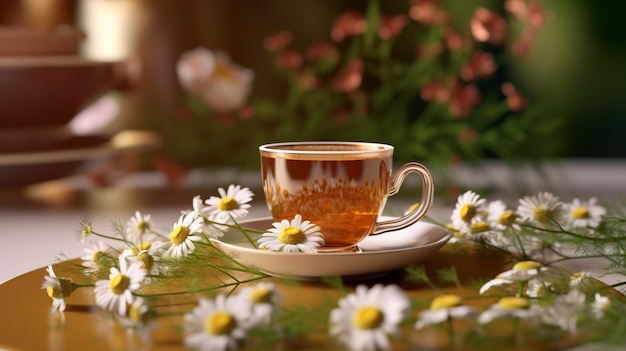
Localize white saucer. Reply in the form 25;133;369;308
211;216;451;280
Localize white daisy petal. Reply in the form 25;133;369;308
204;184;254;221
184;293;255;350
163;212;205;259
257;214;325;253
329;284;409;351
562;197;606;229
517;192;563;229
94;257;147;316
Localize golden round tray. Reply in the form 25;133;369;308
0;244;608;351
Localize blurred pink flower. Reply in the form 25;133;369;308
420;78;451;102
378;14;409;40
305;42;340;62
176;47;254;113
505;0;545;28
275;49;303;70
471;8;507;45
501;82;528;111
444;27;465;51
409;0;448;25
332;58;364;92
461;51;497;81
264;31;293;52
450;81;481;117
331;11;368;42
510;29;537;56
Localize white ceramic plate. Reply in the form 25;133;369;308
211;216;451;280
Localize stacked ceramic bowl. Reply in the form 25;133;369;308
0;26;153;187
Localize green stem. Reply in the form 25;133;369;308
134;275;267;299
447;315;455;350
89;231;128;243
230;215;259;249
522;223;626;242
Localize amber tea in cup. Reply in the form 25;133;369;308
259;141;434;252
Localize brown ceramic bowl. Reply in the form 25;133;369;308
0;56;125;129
0;26;84;56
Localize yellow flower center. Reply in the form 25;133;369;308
452;232;467;239
137;252;154;272
571;207;589;219
470;222;490;234
278;226;306;245
46;286;62;299
430;295;462;310
110;274;131;295
570;272;587;281
532;206;551;223
513;261;542;271
93;251;108;266
218;197;239;211
250;287;272;304
206;312;236;335
497;297;530;310
499;211;516;226
129;303;145;323
408;202;421;213
353;306;384;330
215;61;238;81
460;204;476;222
170;225;190;246
132;242;152;255
82;223;92;237
136;221;150;234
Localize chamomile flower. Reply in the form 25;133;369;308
236;282;281;325
445;223;469;244
204;184;254;221
451;191;487;233
125;211;155;242
119;297;150;327
162;212;205;259
415;294;477;329
517;192;563;229
81;240;116;272
121;241;168;279
257;214;324;253
191;195;232;240
465;217;500;238
526;279;553;298
591;293;611;319
118;297;157;344
541;289;586;334
487;200;519;230
184;294;254;351
569;271;592;287
562;197;606;229
41;265;75;312
329;284;410;351
478;297;538;324
479;261;547;295
94;257;147;316
79;220;94;243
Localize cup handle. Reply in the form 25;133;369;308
371;162;434;235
